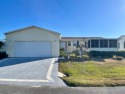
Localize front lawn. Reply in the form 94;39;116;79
59;59;125;87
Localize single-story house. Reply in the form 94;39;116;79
4;26;61;57
3;25;125;57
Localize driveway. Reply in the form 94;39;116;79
0;58;66;86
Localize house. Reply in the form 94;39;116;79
4;26;60;57
60;36;125;53
3;25;125;57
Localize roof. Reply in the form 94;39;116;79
4;25;60;35
119;35;125;38
62;37;103;39
61;37;118;40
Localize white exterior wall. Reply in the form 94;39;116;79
5;27;60;57
61;38;120;52
88;48;118;51
67;42;73;52
118;36;125;51
62;35;125;52
66;40;85;52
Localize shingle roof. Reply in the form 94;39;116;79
4;25;60;35
61;37;118;40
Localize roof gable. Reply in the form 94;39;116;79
4;26;60;35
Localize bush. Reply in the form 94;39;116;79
64;54;69;60
0;41;4;49
82;51;89;55
75;56;81;61
70;54;76;60
90;51;125;58
0;52;8;59
72;50;79;56
113;55;116;59
82;55;89;61
60;51;66;57
112;55;123;60
76;56;81;59
116;56;123;60
60;48;66;57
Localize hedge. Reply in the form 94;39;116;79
0;52;8;59
89;51;125;58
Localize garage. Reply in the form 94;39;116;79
4;26;60;57
14;41;52;57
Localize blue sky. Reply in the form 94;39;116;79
0;0;125;39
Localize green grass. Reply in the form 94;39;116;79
59;60;125;87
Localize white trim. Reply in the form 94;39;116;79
4;26;60;35
46;58;55;82
0;79;49;82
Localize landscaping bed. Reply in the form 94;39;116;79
59;59;125;87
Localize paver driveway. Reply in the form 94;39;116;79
0;58;66;86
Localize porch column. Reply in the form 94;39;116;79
90;40;91;48
99;40;100;48
108;40;109;48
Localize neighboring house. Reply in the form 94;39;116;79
60;36;125;53
4;26;60;57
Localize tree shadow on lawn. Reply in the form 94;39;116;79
58;57;105;63
90;57;105;62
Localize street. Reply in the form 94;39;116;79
0;85;125;94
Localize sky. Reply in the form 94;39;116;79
0;0;125;39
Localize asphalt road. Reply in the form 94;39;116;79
0;85;125;94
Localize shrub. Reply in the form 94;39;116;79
60;51;66;57
0;41;4;49
76;56;81;59
0;52;8;59
82;55;89;61
90;51;125;58
82;51;89;55
64;54;69;60
70;54;76;60
60;48;66;57
72;50;79;56
60;48;65;51
113;55;116;59
116;56;123;60
75;56;81;61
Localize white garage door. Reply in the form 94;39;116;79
14;41;52;57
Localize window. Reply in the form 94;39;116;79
85;41;87;48
124;42;125;48
73;41;79;47
118;42;120;48
91;40;99;48
60;42;66;50
109;40;117;48
68;41;71;46
100;40;108;48
73;41;77;46
88;40;90;48
77;41;79;47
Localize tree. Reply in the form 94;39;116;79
0;41;4;49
